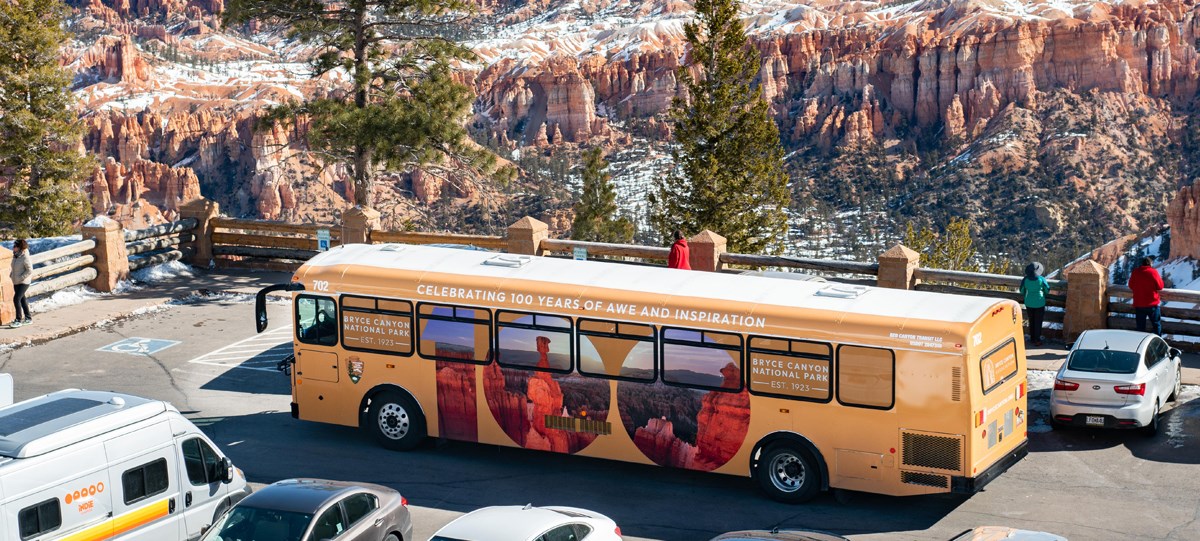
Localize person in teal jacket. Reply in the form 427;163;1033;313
1019;262;1050;346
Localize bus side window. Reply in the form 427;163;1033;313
837;345;894;409
661;328;743;391
577;319;656;382
747;336;832;402
418;303;492;363
297;296;338;347
496;312;572;372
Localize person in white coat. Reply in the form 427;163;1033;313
10;239;31;328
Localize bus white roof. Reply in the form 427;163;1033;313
298;243;1007;326
0;390;168;459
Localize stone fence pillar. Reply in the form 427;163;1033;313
84;217;129;293
507;216;548;255
689;230;726;272
0;247;14;325
342;207;380;245
877;244;920;290
1065;260;1108;341
180;198;220;268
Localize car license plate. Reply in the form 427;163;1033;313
1086;416;1105;426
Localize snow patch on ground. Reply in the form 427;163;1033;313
131;261;196;283
30;286;106;313
1028;369;1056;433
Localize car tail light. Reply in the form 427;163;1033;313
1114;383;1146;395
401;496;408;507
1054;379;1079;391
615;526;622;538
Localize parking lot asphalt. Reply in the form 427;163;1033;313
3;298;1200;541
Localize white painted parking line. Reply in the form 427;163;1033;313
189;326;293;372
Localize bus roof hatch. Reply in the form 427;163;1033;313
815;284;869;299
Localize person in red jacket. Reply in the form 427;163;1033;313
1128;256;1164;336
667;230;691;270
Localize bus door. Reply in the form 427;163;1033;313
294;295;344;425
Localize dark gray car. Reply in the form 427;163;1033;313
199;478;413;541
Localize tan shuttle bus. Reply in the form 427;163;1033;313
255;243;1028;502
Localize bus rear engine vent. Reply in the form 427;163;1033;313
901;471;949;489
951;367;963;402
901;431;963;472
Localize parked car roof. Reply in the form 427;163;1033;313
433;505;600;540
1073;329;1154;352
710;529;849;541
949;526;1067;541
237;479;376;514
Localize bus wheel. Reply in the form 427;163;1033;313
368;392;426;451
755;445;820;503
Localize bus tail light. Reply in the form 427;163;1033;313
1054;379;1079;391
1015;382;1026;400
1114;383;1145;396
974;410;984;427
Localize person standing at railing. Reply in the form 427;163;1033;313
1128;256;1164;336
1019;262;1049;347
667;230;691;270
10;239;32;328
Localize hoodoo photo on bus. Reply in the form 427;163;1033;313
255;243;1029;503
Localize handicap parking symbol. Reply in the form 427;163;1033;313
97;337;181;356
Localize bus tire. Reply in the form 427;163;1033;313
755;444;821;503
368;392;426;451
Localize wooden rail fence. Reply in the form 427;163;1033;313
0;196;1193;344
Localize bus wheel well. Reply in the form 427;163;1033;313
750;432;829;491
358;385;424;429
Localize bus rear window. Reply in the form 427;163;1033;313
981;340;1019;393
418;304;491;363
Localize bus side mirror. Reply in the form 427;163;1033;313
256;283;305;333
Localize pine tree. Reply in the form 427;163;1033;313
571;147;633;243
0;0;90;237
224;0;509;208
648;0;790;254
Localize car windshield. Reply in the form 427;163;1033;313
1067;349;1139;374
201;506;315;541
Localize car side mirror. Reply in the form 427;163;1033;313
1170;348;1181;359
1066;342;1074;351
219;457;234;484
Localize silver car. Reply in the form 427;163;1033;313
200;478;412;541
1050;329;1182;434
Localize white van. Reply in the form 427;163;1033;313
0;389;251;541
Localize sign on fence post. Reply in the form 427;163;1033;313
317;229;330;252
573;247;587;261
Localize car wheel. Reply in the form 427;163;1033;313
755;445;821;503
368;392;426;451
1169;367;1181;403
1143;401;1160;437
384;534;400;541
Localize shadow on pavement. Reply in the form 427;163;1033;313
1026;387;1200;464
198;353;291;395
196;411;965;540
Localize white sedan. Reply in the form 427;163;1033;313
1050;329;1182;434
431;505;622;541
